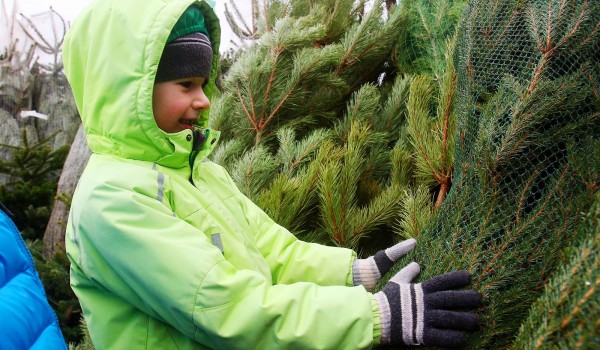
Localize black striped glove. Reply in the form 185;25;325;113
374;262;481;348
352;238;417;292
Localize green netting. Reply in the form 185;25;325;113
393;0;599;348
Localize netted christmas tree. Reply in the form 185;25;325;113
386;0;600;348
511;192;599;349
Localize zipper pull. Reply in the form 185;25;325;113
192;129;207;151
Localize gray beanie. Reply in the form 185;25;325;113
155;6;213;83
155;33;213;82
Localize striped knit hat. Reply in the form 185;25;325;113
155;6;213;83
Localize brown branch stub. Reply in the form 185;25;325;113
434;176;451;209
236;86;260;135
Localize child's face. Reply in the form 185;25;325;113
152;77;209;133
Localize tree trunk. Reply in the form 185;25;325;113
43;124;91;258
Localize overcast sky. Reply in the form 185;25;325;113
3;0;246;55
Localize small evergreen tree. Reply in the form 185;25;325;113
0;129;69;240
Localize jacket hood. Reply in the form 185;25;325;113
63;0;221;168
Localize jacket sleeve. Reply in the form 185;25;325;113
238;191;358;286
67;177;380;349
193;159;359;287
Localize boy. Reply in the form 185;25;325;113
62;0;480;348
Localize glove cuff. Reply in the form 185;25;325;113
379;281;425;346
352;257;380;291
374;291;392;344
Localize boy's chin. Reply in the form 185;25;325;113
179;123;195;131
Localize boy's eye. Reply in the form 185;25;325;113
178;81;193;88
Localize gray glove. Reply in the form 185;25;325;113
353;238;417;291
374;262;481;348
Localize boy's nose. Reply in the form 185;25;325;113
192;89;210;110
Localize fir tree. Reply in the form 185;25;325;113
512;193;599;349
0;129;69;240
386;0;600;348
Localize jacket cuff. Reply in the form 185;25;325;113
346;251;358;286
369;293;383;345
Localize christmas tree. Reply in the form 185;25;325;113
213;0;599;348
388;0;600;348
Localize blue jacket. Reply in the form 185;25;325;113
0;207;67;349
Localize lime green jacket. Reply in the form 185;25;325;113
63;0;381;348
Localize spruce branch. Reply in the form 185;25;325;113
567;137;599;193
382;1;600;346
477;3;521;70
512;194;599;349
526;0;597;93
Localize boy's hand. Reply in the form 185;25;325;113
352;238;417;291
374;263;481;348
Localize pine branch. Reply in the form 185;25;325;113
276;127;330;174
229;145;278;199
346;183;404;248
406;73;455;208
379;75;411;135
394;186;434;239
390;133;417;187
336;0;398;75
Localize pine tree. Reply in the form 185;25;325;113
211;0;466;252
213;0;404;251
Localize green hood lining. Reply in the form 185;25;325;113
167;5;210;43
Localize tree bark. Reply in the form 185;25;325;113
43;124;91;258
